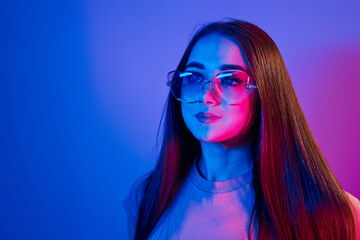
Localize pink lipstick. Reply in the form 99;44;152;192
195;112;221;124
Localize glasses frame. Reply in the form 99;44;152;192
166;69;257;103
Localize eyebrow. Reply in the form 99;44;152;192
185;62;205;69
185;61;247;72
219;64;247;72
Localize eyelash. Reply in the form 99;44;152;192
185;71;244;88
187;71;204;79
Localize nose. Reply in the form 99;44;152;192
200;81;220;106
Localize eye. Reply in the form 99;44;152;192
184;71;204;83
218;71;248;87
220;77;241;87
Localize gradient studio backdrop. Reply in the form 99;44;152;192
1;0;360;239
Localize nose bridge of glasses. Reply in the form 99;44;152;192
198;79;220;103
201;78;216;92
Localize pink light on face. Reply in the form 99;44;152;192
194;112;222;124
181;34;258;147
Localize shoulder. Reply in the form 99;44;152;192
345;191;360;215
123;171;152;239
345;192;360;234
345;192;360;209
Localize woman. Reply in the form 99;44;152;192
124;20;360;240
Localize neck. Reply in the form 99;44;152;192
197;141;254;181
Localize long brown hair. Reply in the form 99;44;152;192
134;20;358;239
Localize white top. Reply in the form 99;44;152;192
124;157;255;239
124;159;360;240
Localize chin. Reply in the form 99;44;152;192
197;132;237;143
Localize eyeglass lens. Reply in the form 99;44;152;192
169;71;250;103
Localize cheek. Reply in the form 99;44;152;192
181;103;196;129
181;103;189;121
220;107;250;135
213;96;256;141
180;95;257;143
181;103;211;140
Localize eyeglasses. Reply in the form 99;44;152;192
166;70;257;104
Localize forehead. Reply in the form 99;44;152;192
187;34;249;70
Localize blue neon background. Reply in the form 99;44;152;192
1;0;359;239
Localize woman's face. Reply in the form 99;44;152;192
181;34;259;147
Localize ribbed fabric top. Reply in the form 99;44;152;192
124;156;360;240
189;155;253;194
146;155;256;239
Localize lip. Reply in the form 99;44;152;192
195;112;221;124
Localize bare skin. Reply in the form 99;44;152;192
181;34;259;181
